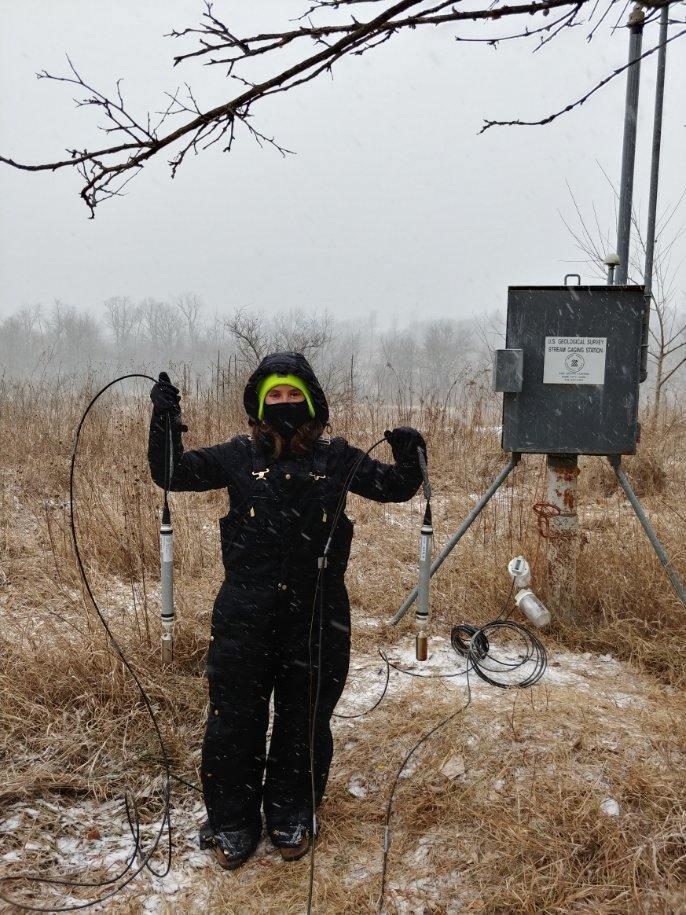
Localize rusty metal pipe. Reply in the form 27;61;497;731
544;454;580;622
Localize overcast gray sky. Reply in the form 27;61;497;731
1;1;684;326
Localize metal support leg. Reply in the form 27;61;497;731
389;454;521;625
609;456;686;605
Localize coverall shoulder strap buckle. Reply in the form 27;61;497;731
310;437;330;481
249;440;270;480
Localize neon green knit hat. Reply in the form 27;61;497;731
256;373;315;421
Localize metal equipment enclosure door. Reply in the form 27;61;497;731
501;285;645;455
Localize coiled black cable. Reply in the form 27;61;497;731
375;453;548;913
1;383;547;915
0;374;173;913
450;619;547;690
375;610;548;914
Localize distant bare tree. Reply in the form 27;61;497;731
272;309;332;357
203;310;234;351
648;261;686;420
174;293;204;343
381;326;421;415
563;186;686;420
140;298;183;349
1;1;681;214
473;309;507;369
43;300;104;372
104;295;142;348
0;305;46;377
226;307;332;367
421;318;483;390
14;304;45;337
48;300;102;348
226;308;270;363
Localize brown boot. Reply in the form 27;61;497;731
199;819;261;870
268;820;314;861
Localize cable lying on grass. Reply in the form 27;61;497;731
0;374;173;913
1;373;547;915
320;442;549;912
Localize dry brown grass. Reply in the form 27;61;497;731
0;375;684;913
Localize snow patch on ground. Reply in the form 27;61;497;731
0;637;655;912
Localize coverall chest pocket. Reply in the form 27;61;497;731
218;507;246;570
219;488;280;573
293;483;339;559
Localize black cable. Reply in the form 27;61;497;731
375;456;547;913
305;437;386;915
375;610;547;913
417;445;431;504
383;652;467;680
450;619;547;690
2;383;547;915
0;374;174;913
329;440;427;721
169;772;202;794
306;562;326;910
332;649;391;719
376;674;474;915
329;435;447;719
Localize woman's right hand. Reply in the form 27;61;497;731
384;426;426;465
150;371;181;413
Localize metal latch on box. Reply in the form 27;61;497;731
493;349;523;393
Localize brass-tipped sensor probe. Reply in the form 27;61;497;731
416;447;432;661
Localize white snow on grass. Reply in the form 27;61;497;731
0;635;656;912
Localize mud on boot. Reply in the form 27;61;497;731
199;818;261;870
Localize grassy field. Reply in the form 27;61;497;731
0;375;684;913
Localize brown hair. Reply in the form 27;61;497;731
251;419;325;460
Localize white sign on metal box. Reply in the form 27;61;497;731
543;336;607;385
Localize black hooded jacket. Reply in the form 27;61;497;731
243;351;330;427
148;352;422;584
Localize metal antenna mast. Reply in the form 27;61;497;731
615;5;646;284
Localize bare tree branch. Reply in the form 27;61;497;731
563;179;686;420
1;0;680;214
660;353;686;386
480;23;686;132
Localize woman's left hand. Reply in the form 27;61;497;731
384;427;426;464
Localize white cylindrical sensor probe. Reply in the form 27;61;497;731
160;510;174;663
416;522;433;661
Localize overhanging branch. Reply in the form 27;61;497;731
1;0;678;215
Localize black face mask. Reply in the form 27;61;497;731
262;401;312;440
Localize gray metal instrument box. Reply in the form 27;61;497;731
496;285;645;455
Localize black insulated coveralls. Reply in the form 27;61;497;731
148;352;422;834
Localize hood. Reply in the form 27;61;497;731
243;351;329;426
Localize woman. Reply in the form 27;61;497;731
148;352;425;870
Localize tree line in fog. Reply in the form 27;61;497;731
0;296;498;402
3;295;682;409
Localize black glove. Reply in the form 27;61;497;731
150;372;188;431
151;371;180;413
384;427;426;465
